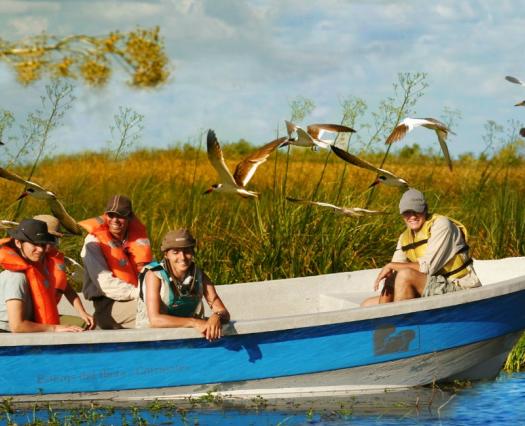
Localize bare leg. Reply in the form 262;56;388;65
361;295;380;307
361;275;396;306
392;268;427;301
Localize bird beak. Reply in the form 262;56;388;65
515;101;525;107
16;191;29;201
203;188;213;195
367;179;380;189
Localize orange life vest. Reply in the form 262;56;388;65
79;215;152;286
45;246;68;303
0;238;60;325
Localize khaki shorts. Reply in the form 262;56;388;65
422;270;482;297
93;297;137;329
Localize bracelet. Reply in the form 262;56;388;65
213;311;227;322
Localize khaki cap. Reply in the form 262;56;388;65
161;229;196;252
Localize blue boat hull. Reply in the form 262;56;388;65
2;289;524;397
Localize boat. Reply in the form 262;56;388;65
1;256;525;404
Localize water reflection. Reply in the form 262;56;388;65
3;372;524;425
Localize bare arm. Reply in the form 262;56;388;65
63;284;96;330
7;299;83;333
199;273;230;341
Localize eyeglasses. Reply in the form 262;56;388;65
107;212;128;220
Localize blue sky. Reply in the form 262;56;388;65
0;0;524;158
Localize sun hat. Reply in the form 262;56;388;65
105;194;133;217
33;214;64;238
161;229;196;252
7;219;57;245
399;188;427;214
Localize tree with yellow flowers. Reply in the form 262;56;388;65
0;26;170;88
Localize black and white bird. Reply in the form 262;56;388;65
286;197;387;217
283;121;355;150
204;130;286;198
385;117;455;171
0;167;83;235
331;146;409;189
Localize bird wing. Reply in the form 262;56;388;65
285;120;298;138
307;124;356;140
349;207;387;215
0;220;18;229
48;197;83;235
385;123;410;145
331;146;381;173
435;129;453;171
506;75;525;85
64;256;85;287
286;196;342;212
233;137;287;187
422;117;456;135
0;167;48;192
206;130;238;187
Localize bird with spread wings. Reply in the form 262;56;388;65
286;197;387;217
0;167;83;235
204;129;287;198
385;117;455;171
283;121;356;150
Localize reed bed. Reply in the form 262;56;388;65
1;146;525;369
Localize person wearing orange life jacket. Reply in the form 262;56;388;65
33;214;95;330
361;188;481;306
80;194;152;329
0;219;84;332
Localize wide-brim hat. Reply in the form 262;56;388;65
161;229;196;252
7;219;57;245
33;214;64;238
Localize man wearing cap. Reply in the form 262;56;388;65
0;219;84;332
362;188;481;306
136;229;230;341
79;195;153;329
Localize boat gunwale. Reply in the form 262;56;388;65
0;271;523;348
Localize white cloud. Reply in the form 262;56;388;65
0;0;523;157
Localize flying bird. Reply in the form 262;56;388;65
283;121;356;150
331;146;409;189
0;220;18;230
505;75;525;86
0;167;83;235
204;129;286;198
286;197;387;217
385;117;454;171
